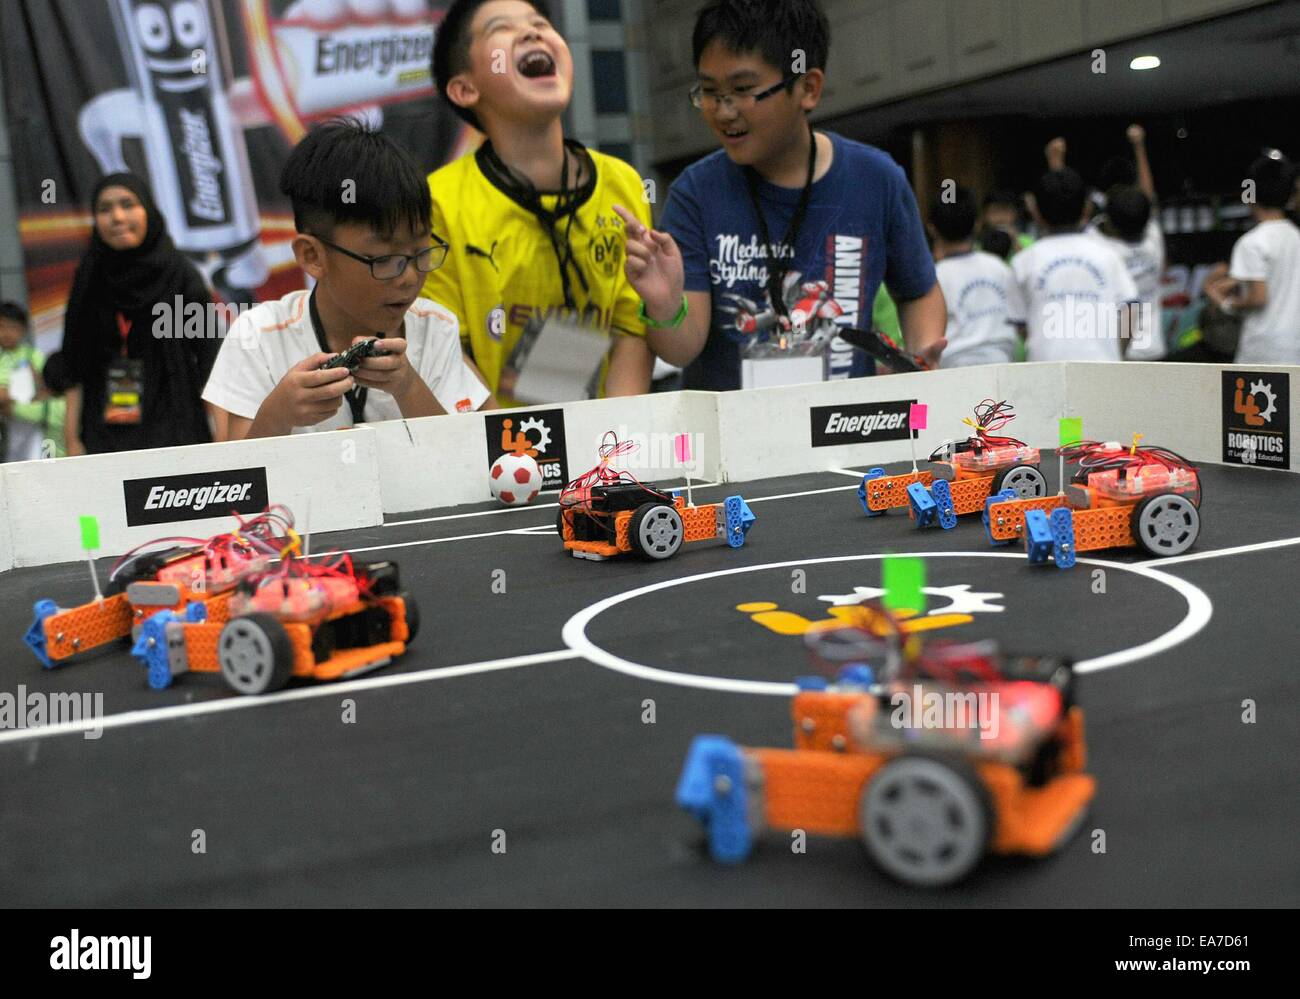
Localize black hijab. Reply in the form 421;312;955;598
61;173;200;382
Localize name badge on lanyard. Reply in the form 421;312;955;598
104;312;144;425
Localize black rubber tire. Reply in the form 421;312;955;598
217;613;294;695
398;592;420;644
556;508;567;539
362;561;401;595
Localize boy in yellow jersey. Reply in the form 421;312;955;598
424;0;687;407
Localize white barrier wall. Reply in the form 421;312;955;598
0;472;11;573
0;429;383;568
1;361;1294;570
1063;362;1299;472
373;390;722;513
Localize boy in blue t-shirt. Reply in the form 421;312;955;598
634;0;945;390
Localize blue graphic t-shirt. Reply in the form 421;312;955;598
659;131;937;390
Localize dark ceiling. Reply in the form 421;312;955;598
822;0;1300;136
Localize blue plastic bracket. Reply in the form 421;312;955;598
133;602;207;690
907;481;937;528
1024;509;1055;564
24;600;58;669
982;488;1019;547
837;664;876;688
931;479;958;530
724;495;756;548
675;736;752;864
859;467;886;517
1050;507;1077;570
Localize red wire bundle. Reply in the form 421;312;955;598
109;505;296;584
559;431;671;510
1060;439;1198;477
967;399;1026;451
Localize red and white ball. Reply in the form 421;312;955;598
489;453;542;506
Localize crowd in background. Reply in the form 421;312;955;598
2;0;1297;462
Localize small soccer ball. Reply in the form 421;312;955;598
489;453;542;506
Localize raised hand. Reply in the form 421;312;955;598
614;204;685;324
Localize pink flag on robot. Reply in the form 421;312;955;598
674;433;692;464
909;403;928;431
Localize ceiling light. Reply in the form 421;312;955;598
1130;55;1161;71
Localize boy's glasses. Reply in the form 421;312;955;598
313;234;449;279
688;76;796;111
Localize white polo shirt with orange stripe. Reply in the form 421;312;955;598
202;289;490;433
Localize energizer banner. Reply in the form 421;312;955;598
0;0;465;349
123;467;270;526
810;400;919;448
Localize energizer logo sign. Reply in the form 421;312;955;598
810;400;917;448
123;468;269;526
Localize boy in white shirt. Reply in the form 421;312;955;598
1007;168;1138;363
928;187;1017;367
1084;126;1167;359
204;119;494;440
1207;154;1300;366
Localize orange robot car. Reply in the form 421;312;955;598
982;439;1202;567
858;399;1048;528
676;604;1094;887
557;433;755;561
131;550;418;696
24;507;295;669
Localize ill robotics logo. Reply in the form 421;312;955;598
1222;371;1289;469
483;410;568;490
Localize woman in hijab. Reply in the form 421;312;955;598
62;173;220;455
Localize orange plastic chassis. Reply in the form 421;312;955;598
749;690;1094;857
561;494;722;558
986;484;1142;553
865;464;998;518
38;583;236;665
172;595;412;682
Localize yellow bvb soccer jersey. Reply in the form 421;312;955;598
422;143;651;406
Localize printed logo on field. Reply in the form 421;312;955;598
1222;371;1289;469
484;409;567;490
737;583;1005;637
123;467;269;527
810;399;918;447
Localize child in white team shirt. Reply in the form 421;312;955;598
203;119;494;441
1083;126;1167;360
928;187;1017;368
1206;154;1300;366
1007;168;1138;363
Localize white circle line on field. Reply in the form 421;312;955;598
560;551;1214;695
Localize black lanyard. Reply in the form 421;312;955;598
308;288;367;425
479;141;591;311
745;124;817;319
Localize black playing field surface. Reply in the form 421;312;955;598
2;458;1297;906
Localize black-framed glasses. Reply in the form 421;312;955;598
688;76;796;111
313;233;449;279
